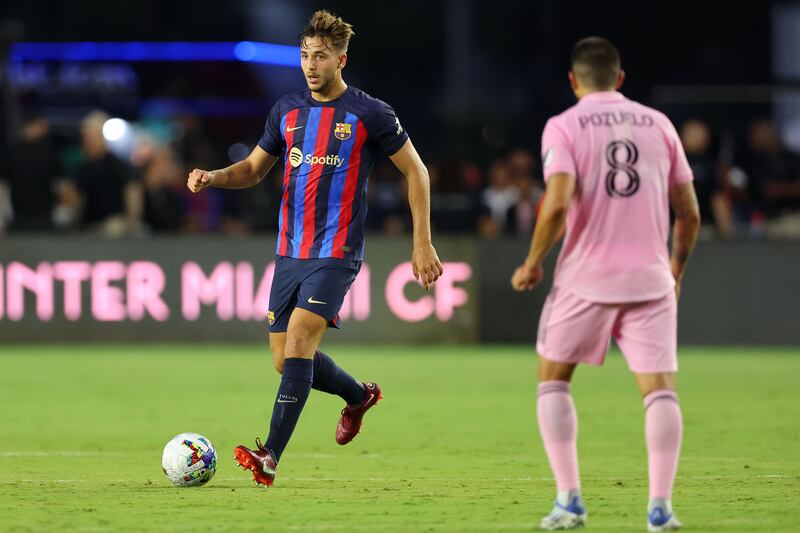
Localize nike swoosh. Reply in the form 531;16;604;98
277;399;297;403
307;297;328;305
287;126;303;132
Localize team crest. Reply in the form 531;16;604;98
334;122;352;141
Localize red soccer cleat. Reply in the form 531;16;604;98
336;382;382;445
234;438;277;487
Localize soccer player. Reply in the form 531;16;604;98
511;37;700;531
187;10;442;487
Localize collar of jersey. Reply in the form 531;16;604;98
579;90;626;104
307;86;352;105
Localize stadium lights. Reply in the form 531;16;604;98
101;118;129;143
9;41;300;67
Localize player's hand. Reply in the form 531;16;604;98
511;262;544;291
412;243;443;291
187;169;217;193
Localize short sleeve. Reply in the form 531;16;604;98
257;102;284;156
369;100;409;157
540;118;576;182
665;121;694;186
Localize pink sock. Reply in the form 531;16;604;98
537;381;580;492
644;389;683;499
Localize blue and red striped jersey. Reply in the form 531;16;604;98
258;86;409;261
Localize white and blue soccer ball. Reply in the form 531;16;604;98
161;433;217;487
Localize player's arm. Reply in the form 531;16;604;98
389;139;443;290
668;181;700;299
511;172;576;291
187;146;279;192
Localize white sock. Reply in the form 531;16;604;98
556;489;583;508
648;497;673;514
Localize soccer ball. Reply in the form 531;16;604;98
161;433;217;487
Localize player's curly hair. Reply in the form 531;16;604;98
300;10;355;53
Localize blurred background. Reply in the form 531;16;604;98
0;0;798;345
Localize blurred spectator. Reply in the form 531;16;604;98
174;114;218;171
0;184;9;233
132;136;185;233
430;160;481;233
743;120;800;236
0;112;62;231
680;120;734;238
477;159;518;238
507;147;536;179
233;164;283;233
63;111;144;236
512;174;544;236
367;161;408;236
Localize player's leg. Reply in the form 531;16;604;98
293;260;379;445
267;305;365;404
637;372;682;531
264;256;297;376
263;307;327;462
616;294;683;531
310;348;367;405
535;289;615;530
538;358;580;497
235;257;302;486
537;358;585;529
270;333;363;405
269;332;286;374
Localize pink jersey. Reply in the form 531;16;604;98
541;91;693;303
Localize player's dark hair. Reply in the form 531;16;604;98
570;37;621;89
299;10;355;53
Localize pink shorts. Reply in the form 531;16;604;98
536;287;678;373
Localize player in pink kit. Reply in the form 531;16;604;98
511;37;700;531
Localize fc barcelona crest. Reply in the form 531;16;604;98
334;122;352;141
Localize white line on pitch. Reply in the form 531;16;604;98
1;451;117;457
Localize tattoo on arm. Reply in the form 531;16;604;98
669;183;701;277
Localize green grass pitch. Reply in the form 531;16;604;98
1;345;798;532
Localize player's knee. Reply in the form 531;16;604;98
269;333;286;374
284;336;314;357
636;372;675;396
538;356;576;382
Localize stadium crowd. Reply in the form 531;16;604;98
2;109;800;239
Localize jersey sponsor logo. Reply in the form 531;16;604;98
542;148;554;168
304;153;345;168
288;148;346;168
334;122;352;141
287;125;303;132
394;117;403;135
307;296;328;305
288;146;303;168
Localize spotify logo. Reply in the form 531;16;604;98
289;146;303;168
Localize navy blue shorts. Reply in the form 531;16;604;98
267;256;361;333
